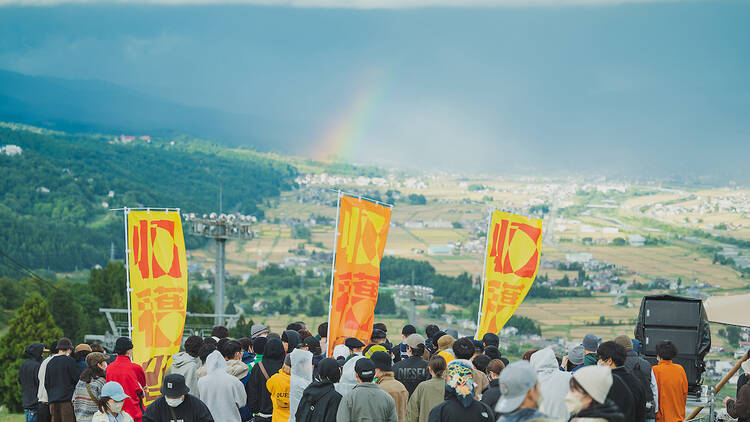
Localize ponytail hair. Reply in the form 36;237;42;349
409;343;426;359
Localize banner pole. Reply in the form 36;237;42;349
475;207;495;339
123;207;134;340
325;190;343;355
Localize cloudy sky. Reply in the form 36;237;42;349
1;0;749;176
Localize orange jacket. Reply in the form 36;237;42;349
653;360;688;422
266;369;290;422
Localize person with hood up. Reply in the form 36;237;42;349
166;335;203;395
529;347;572;420
566;366;625;422
725;357;750;422
19;342;44;422
296;358;343;422
480;359;505;410
283;330;302;353
301;336;324;377
267;353;293;422
253;337;268;366
336;358;398;422
289;348;314;422
197;350;246;422
335;355;364;397
246;337;286;422
72;352;108;422
406;355;446;422
428;359;494;422
494;361;551;422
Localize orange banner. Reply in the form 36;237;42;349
126;209;188;405
476;210;542;339
327;195;392;356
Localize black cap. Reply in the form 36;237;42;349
371;329;387;340
345;337;365;349
161;373;190;396
370;351;392;371
354;358;376;378
114;337;134;354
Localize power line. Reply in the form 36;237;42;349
0;248;62;294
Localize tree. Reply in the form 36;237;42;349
308;296;326;317
612;237;626;246
89;262;127;309
0;295;62;412
229;315;255;339
47;285;85;343
407;194;427;205
559;275;570;287
281;295;293;314
375;292;396;315
727;325;742;346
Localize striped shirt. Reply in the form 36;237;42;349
72;377;106;422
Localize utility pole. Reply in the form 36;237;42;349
184;212;255;325
110;242;115;262
410;270;416;325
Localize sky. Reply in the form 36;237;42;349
1;0;749;177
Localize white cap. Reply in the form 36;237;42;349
572;365;613;404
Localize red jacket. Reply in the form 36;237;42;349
106;355;147;422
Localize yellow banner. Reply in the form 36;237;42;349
476;210;542;339
327;195;392;356
126;209;188;405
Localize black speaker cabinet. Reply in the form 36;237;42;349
645;356;702;388
643;298;701;328
642;328;699;356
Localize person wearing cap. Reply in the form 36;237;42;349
166;335;203;396
480;359;505;411
371;351;408;421
344;338;365;362
566;366;624;422
106;337;146;422
583;334;601;366
336;358;398;422
428;360;494;422
72;352;109;422
266;353;292;422
74;344;93;371
364;344;388;359
252;324;270;340
598;341;643;422
494;361;550;422
394;325;417;364
44;337;80;422
142;373;214;422
436;335;455;365
615;335;657;422
332;345;350;363
246;337;286;422
197;350;246;422
651;341;687;422
393;334;430;396
406;356;447;422
453;337;489;396
91;381;134;422
529;347;572;421
19;342;44;422
296;358;343;422
563;345;586;373
38;340;58;422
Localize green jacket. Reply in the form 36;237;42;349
336;382;398;422
406;377;446;422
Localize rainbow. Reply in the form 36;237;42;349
312;69;388;161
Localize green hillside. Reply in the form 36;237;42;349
0;122;297;274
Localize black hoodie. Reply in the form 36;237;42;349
18;343;44;410
571;399;626;422
295;381;343;422
428;388;494;422
246;337;286;416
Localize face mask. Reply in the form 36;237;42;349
565;391;586;415
165;397;184;408
109;401;124;414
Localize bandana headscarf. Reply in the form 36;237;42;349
446;360;475;408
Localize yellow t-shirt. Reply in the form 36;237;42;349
266;369;291;422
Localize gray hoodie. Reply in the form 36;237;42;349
197;350;247;422
166;351;201;394
529;347;572;421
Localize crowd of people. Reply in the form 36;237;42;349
17;319;722;422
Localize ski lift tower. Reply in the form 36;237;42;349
183;212;256;325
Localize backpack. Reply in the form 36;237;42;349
632;360;655;411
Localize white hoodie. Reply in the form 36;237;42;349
530;347;572;421
289;349;313;422
197;350;247;422
335;356;364;397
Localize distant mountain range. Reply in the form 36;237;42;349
0;68;300;151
